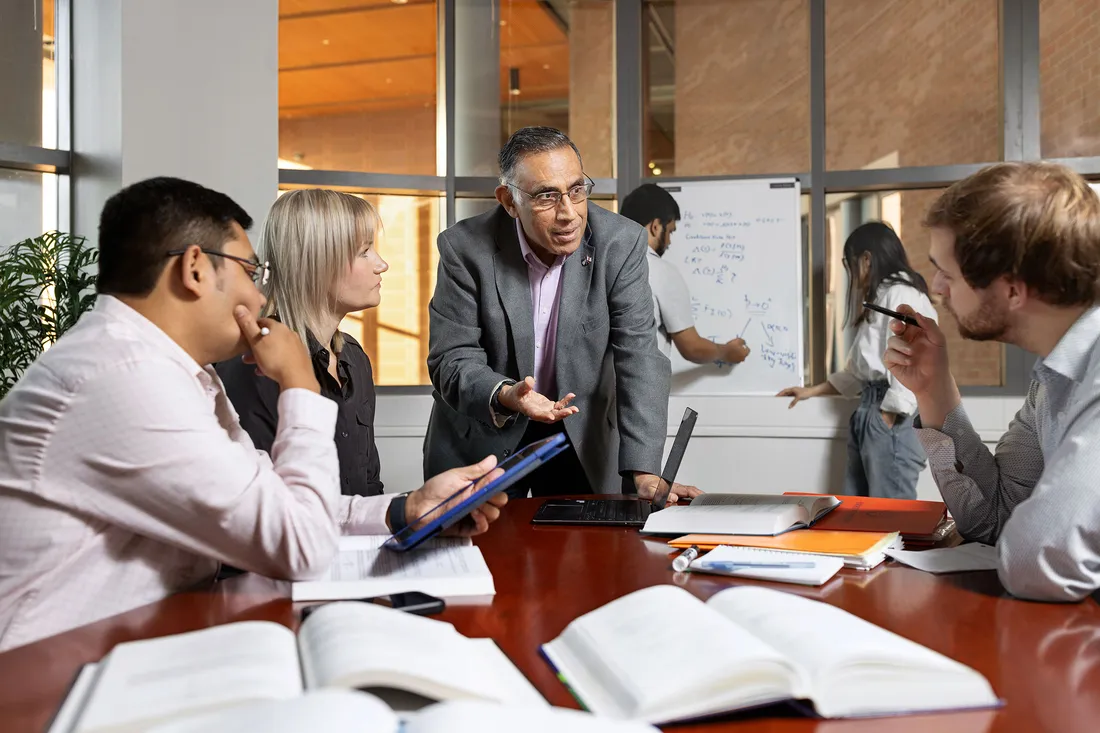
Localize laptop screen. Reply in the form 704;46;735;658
648;407;699;510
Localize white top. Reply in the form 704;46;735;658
646;248;695;357
0;296;391;651
827;278;938;415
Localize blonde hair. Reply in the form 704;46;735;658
258;189;381;351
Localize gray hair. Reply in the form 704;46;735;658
498;126;583;185
257;189;381;351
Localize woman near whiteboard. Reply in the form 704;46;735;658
777;222;938;499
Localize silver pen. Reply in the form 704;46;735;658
672;545;701;572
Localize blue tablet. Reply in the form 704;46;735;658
383;432;569;552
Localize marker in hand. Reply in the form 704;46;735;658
862;302;921;328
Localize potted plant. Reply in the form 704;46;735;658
0;231;98;400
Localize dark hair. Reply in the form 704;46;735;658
844;221;930;326
620;184;681;228
97;176;253;296
924;161;1100;306
498;126;583;183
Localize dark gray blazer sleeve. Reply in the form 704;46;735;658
610;229;671;476
427;231;509;428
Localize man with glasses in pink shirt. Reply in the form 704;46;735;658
0;177;506;652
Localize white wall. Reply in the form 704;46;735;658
73;0;278;241
374;393;1016;499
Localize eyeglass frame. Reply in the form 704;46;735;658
506;175;596;211
165;248;271;286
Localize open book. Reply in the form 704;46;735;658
292;535;495;602
641;494;841;536
138;690;658;733
51;602;544;733
541;585;997;725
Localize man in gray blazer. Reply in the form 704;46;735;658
424;127;697;500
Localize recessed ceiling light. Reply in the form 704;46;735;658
392;0;409;4
500;20;507;26
543;64;550;70
322;39;330;45
652;167;663;176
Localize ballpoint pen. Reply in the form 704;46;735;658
695;561;816;571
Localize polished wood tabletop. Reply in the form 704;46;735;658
1;497;1098;732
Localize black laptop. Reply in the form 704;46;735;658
530;407;698;527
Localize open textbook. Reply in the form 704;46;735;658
138;691;659;733
541;585;998;725
642;494;841;536
292;535;494;602
49;602;544;733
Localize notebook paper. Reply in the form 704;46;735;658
688;546;845;586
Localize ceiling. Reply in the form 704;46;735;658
279;0;572;119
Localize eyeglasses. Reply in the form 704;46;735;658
508;176;595;211
165;248;271;286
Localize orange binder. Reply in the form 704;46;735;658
783;493;946;537
668;529;899;557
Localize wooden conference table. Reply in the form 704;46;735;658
1;497;1098;733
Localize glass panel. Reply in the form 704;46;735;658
455;0;615;178
278;1;438;174
0;170;57;248
1039;0;1100;158
825;0;1000;170
642;0;810;178
0;0;57;147
824;189;1003;387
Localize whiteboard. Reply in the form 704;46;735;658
658;178;804;395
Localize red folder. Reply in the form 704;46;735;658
784;492;946;537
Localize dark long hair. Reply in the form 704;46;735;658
844;221;929;326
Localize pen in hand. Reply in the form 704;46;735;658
862;302;921;328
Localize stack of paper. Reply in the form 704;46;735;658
687;545;845;586
669;530;901;570
292;535;495;602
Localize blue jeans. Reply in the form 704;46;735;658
843;381;926;499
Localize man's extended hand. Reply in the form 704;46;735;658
633;472;702;505
883;303;961;428
405;455;509;537
499;376;580;424
720;338;751;364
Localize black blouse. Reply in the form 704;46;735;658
217;332;383;497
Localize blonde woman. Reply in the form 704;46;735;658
218;189;390;497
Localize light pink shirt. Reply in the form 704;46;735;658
516;220;566;397
0;297;389;651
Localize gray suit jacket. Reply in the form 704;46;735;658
423;203;671;491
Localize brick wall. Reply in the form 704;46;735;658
1040;0;1100;158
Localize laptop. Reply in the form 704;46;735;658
530;407;698;527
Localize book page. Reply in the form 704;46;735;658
74;622;303;733
705;586;996;717
297;601;542;706
292;535;494;602
541;585;801;722
408;699;661;733
694;494;839;522
642;503;803;536
146;690;396;733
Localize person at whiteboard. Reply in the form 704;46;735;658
777;222;937;499
620;184;751;364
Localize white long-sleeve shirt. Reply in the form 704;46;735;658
827;279;939;415
0;297;390;651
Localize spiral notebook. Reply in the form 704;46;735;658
687;545;845;586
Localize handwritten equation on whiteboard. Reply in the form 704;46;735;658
678;210;799;374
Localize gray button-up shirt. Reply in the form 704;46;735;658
917;306;1100;602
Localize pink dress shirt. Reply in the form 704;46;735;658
0;297;390;651
516;220;566;397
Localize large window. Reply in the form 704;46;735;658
1039;0;1100;159
278;0;1093;394
0;0;68;248
825;0;1001;170
643;0;810;178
